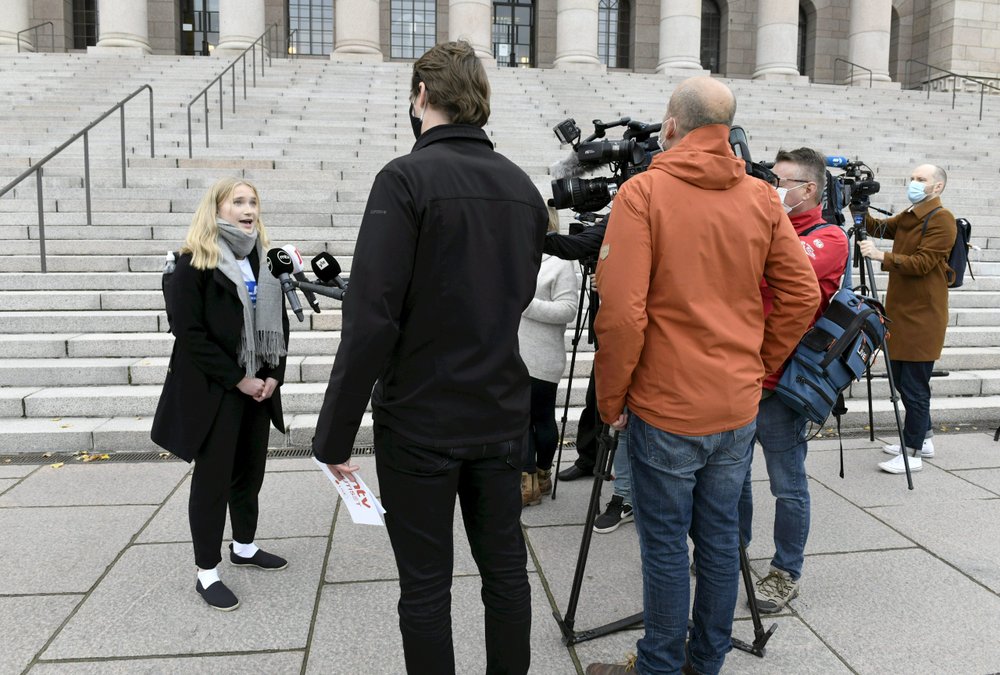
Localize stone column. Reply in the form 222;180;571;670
216;0;266;54
847;0;893;85
752;0;799;80
449;0;494;63
553;0;602;70
332;0;383;62
656;0;705;73
0;0;32;52
91;0;151;54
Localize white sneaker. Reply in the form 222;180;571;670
882;438;934;458
879;452;922;474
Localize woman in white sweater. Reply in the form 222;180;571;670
519;208;580;506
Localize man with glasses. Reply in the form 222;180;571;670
738;147;850;614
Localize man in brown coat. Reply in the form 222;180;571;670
858;163;956;474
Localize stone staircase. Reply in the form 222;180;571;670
1;52;998;454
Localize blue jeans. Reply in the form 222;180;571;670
628;414;755;675
890;360;934;450
612;422;632;501
738;393;810;580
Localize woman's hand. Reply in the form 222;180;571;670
254;377;279;402
237;377;265;398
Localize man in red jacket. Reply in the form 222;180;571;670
738;147;850;615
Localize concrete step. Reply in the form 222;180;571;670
2;392;999;454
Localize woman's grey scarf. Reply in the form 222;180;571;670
216;220;286;379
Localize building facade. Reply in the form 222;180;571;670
2;0;997;86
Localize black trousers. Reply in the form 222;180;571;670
189;389;270;570
374;424;531;675
572;371;599;472
524;377;559;473
889;360;934;450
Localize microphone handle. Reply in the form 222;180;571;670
296;280;345;301
293;272;322;313
279;274;305;321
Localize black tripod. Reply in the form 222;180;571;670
552;424;777;657
551;257;597;499
852;203;915;489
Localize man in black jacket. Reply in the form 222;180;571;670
312;41;546;675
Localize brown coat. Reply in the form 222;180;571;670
594;125;820;436
865;196;956;362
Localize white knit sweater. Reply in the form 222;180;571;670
518;255;580;383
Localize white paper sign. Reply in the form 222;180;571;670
314;457;386;526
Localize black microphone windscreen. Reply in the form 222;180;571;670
266;248;294;277
311;252;342;282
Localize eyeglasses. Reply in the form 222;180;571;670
776;177;814;188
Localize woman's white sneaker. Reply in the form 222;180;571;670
879;453;922;474
882;438;934;458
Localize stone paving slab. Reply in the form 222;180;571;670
0;462;189;507
138;469;339;543
916;432;1000;470
743;478;911;561
872;500;1000;594
28;652;304;674
307;573;575;674
953;467;1000;495
572;615;855;675
791;548;1000;673
43;537;326;660
0;463;37;478
806;447;996;507
0;595;81;675
0;478;18;494
0;505;155;595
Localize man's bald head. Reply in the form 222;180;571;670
666;76;737;136
911;163;947;198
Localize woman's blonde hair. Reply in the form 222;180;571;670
546;206;560;234
181;177;270;269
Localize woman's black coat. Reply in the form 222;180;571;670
151;248;289;462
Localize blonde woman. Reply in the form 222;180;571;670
518;206;579;505
152;178;289;611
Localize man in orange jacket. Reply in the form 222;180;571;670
586;77;819;675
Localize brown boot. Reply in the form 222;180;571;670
537;468;552;495
521;472;541;507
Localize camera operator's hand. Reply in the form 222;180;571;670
858;239;885;262
610;411;628;431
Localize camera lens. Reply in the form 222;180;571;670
550;177;613;212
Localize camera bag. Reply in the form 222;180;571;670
775;228;887;426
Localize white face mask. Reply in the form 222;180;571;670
775;183;808;214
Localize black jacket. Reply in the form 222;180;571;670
151;248;289;462
312;124;547;464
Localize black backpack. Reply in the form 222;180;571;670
920;208;974;288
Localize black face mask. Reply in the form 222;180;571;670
409;102;423;140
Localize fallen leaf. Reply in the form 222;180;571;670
42;452;52;458
158;452;171;459
60;425;71;429
50;462;64;469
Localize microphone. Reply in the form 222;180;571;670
281;244;321;314
265;248;304;322
311;252;348;290
549;150;586;180
825;156;851;168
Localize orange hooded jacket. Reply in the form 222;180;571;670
594;124;820;436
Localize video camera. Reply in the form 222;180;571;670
548;116;662;212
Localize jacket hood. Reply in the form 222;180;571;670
650;124;746;190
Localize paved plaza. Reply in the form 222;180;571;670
2;430;1000;674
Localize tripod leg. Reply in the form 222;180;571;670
552;269;590;499
731;536;777;658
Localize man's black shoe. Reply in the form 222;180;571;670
557;464;592;481
229;544;288;570
196;579;239;611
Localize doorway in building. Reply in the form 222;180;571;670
180;0;219;55
493;0;534;67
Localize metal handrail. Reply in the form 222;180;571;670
904;59;1000;121
186;23;278;158
0;85;155;272
833;57;873;88
17;21;55;53
288;28;298;57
